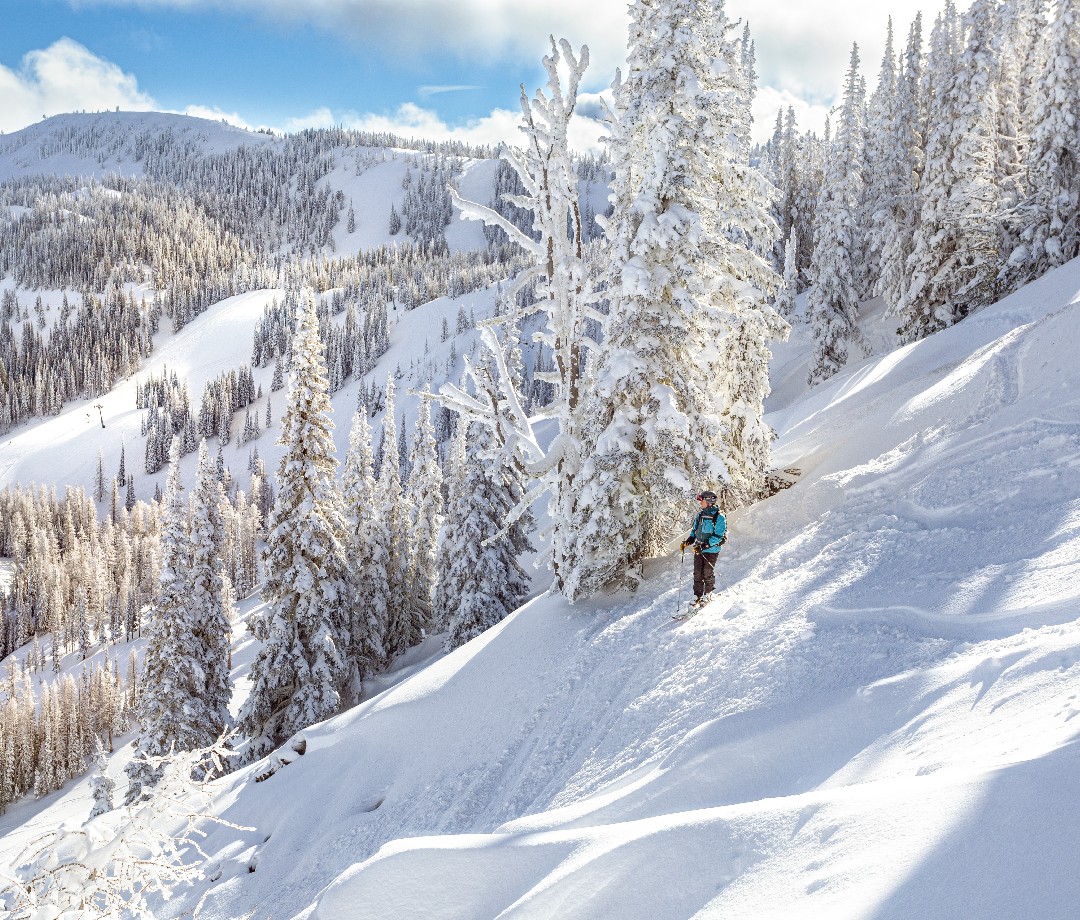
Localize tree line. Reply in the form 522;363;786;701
759;0;1080;380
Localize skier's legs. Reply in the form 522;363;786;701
701;552;719;596
693;552;705;599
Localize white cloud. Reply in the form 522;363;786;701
178;104;254;130
278;101;608;154
751;85;832;146
0;38;156;133
74;0;629;91
6;2;976;150
69;0;978;137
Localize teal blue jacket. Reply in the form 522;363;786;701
687;507;726;554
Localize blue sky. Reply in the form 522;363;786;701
0;0;967;147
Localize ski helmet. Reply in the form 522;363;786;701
697;490;718;504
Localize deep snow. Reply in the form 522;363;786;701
283;259;1080;920
1;116;1079;919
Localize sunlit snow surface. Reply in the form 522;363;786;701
1;119;1079;918
256;264;1080;919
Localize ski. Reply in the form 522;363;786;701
672;598;708;621
671;594;734;622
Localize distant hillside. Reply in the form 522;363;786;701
0;111;609;258
0;111;609;436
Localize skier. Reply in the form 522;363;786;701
680;491;727;609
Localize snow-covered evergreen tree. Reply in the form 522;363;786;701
1007;0;1080;286
1015;0;1052;158
712;21;790;508
240;293;351;759
94;449;106;503
995;1;1026;204
901;0;1003;342
572;0;784;594
402;392;443;642
88;737;114;819
126;436;200;802
444;423;530;651
877;14;924;313
376;376;410;662
807;43;868;384
433;418;466;633
341;409;387;689
862;19;899;300
188;439;233;744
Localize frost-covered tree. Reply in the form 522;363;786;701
376;376;410;662
807;43;868;384
188;439;233;742
1015;0;1052;157
240;293;351;759
706;13;790;509
126;437;200;802
444;38;597;595
572;0;783;594
444;423;530;651
901;0;1002;342
6;736;246;919
88;738;114;820
776;109;825;292
341;409;387;688
94;449;107;503
995;1;1026;203
877;14;925;313
1007;0;1080;285
862;19;899;299
433;419;467;633
402;393;443;642
775;235;798;318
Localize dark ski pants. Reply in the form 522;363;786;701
693;551;719;599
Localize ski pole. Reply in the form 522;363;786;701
675;546;687;615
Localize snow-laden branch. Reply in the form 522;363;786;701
449;188;544;260
438;37;599;595
0;737;251;920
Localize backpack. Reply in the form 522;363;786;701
697;506;727;549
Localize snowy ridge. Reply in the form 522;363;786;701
296;261;1079;919
128;262;1080;917
0;111;276;181
0;111;501;257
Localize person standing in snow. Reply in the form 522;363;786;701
680;491;727;608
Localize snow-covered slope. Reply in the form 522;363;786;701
2;149;1079;914
0;282;494;505
8;257;1076;918
206;259;1079;919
